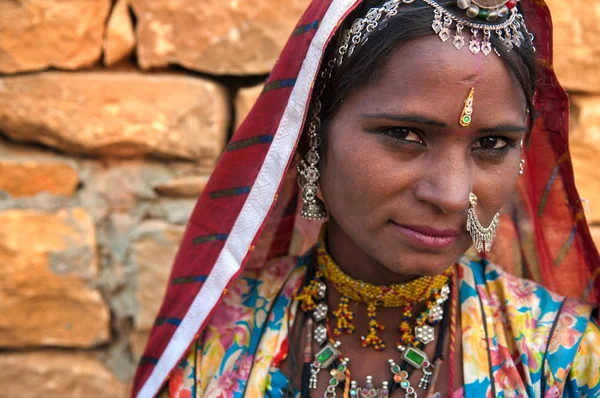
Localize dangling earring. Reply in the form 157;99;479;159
298;99;327;220
519;139;525;176
519;159;525;175
466;193;499;253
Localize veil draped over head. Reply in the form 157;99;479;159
132;0;599;396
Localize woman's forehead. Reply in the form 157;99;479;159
349;35;527;123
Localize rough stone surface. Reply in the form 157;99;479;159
0;0;111;74
81;160;169;214
570;95;600;223
153;175;209;197
131;220;185;331
130;330;150;362
0;351;127;398
0;138;80;199
235;85;263;129
546;0;600;93
0;139;77;212
104;0;136;66
0;71;229;163
0;161;79;198
0;208;110;348
131;0;311;75
155;198;197;225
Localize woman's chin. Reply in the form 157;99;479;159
381;252;463;279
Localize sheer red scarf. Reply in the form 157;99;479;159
132;1;599;396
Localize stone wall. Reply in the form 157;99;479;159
0;0;598;396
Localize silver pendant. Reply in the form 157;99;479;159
314;324;328;345
314;341;341;369
453;22;465;49
313;302;328;322
418;365;433;390
415;324;435;345
469;28;481;54
402;346;429;369
427;305;444;323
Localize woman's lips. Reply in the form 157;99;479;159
392;222;460;249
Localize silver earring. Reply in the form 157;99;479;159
519;159;525;175
466;193;499;253
297;99;327;220
519;139;525;175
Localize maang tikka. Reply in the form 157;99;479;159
460;87;475;127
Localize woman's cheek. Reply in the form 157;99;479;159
476;161;520;218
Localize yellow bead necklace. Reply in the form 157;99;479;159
296;225;453;351
319;235;452;308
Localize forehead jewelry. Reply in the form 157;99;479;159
459;87;475;127
337;0;534;66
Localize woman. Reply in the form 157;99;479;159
132;0;600;396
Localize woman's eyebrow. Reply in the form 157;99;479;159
360;112;447;128
360;112;528;135
477;125;529;134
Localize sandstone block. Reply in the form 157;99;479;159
0;208;110;348
570;95;600;223
82;160;169;214
131;0;311;75
0;0;111;74
546;0;600;93
153;175;209;197
158;198;197;225
0;71;228;163
0;351;127;398
235;85;263;129
104;0;136;66
131;221;185;331
130;330;151;362
0;161;78;198
77;160;201;225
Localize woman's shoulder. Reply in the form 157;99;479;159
189;254;310;397
458;254;595;359
460;255;599;393
221;252;310;311
198;253;309;360
459;254;595;322
568;317;600;395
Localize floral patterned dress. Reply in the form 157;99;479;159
160;255;600;398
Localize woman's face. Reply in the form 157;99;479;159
320;35;528;280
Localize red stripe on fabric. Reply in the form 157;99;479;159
267;213;297;260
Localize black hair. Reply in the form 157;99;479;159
315;0;537;155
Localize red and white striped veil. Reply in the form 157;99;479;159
132;1;600;396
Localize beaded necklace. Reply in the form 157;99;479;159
295;225;455;397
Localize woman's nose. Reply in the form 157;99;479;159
413;156;471;215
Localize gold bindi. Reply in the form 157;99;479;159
460;87;475;127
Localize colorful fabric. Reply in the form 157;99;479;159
160;254;598;397
132;0;600;396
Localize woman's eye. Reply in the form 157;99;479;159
383;127;423;144
473;136;508;150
